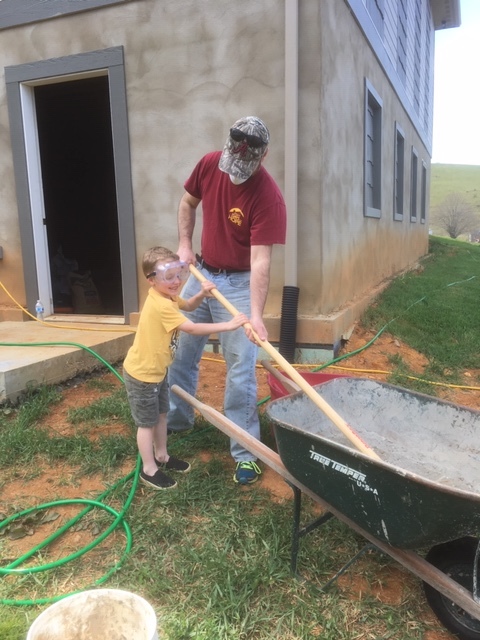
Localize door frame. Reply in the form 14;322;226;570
5;46;137;323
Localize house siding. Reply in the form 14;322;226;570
347;0;434;152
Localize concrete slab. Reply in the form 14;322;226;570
0;320;135;403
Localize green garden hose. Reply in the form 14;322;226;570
0;467;138;605
0;340;140;606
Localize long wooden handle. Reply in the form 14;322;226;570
189;263;381;461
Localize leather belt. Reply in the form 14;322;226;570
196;254;248;275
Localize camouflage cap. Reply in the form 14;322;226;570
218;116;270;180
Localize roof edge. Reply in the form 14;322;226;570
431;0;461;30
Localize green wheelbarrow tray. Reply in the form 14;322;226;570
266;376;480;550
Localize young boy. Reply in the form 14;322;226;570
123;246;247;490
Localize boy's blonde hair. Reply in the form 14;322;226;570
142;246;180;278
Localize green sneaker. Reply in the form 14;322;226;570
233;461;262;485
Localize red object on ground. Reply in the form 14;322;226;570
267;371;346;400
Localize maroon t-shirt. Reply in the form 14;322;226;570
184;151;287;271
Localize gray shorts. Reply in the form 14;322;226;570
123;368;169;428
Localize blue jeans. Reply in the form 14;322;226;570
167;267;260;462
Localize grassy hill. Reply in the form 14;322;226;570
429;163;480;236
430;163;480;211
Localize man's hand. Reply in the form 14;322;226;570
177;247;196;264
244;317;268;344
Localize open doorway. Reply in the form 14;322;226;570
6;47;137;323
35;76;123;316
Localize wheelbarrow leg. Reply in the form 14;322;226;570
475;540;480;603
289;482;377;588
289;482;334;577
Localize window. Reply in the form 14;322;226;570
420;161;427;224
394;123;405;221
364;80;383;219
410;147;418;222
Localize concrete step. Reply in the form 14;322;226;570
0;320;135;402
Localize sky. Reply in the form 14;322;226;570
432;0;480;165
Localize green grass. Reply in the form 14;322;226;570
361;236;480;386
1;235;478;639
68;386;133;426
0;385;135;472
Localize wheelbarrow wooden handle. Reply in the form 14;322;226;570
189;263;381;461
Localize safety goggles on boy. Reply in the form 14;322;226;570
146;261;189;283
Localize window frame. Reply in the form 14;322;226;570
410;147;419;223
364;79;383;219
393;122;405;222
420;160;427;224
5;46;138;321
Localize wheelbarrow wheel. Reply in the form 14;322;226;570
423;537;480;640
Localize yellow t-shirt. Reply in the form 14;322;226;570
123;288;188;383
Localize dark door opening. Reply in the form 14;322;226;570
34;75;123;315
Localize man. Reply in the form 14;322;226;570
167;116;287;485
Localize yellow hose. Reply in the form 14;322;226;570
203;357;480;393
0;280;136;333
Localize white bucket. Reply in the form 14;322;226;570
26;588;158;640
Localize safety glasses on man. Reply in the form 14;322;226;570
229;128;265;149
146;261;189;283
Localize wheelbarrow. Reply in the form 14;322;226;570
172;377;480;640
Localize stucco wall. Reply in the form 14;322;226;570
0;0;287;314
297;0;429;319
0;0;431;344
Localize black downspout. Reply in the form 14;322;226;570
278;285;300;363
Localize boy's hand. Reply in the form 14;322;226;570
201;280;216;297
228;313;249;330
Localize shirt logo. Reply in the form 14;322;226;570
228;208;244;227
